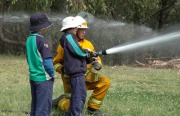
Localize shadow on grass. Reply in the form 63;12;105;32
52;108;65;116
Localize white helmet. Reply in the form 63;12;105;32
74;16;89;29
60;16;79;32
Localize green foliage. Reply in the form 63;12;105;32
1;0;179;29
3;0;54;12
50;0;66;12
1;0;180;60
105;0;159;23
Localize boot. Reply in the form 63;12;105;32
86;107;106;116
52;95;64;109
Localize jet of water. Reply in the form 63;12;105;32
102;31;180;55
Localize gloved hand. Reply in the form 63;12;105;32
87;51;98;61
56;65;64;74
91;61;102;70
88;51;99;57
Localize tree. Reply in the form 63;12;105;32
0;0;180;64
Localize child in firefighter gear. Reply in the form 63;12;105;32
26;12;54;116
60;16;91;116
53;16;110;116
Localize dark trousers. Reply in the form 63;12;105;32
66;76;87;116
30;78;54;116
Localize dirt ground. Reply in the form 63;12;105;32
134;58;180;71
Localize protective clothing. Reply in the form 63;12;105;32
91;61;102;70
74;16;89;29
53;38;110;111
60;16;79;32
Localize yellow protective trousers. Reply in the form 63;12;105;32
58;74;110;112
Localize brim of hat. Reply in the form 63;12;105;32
60;23;79;32
78;27;89;29
29;20;52;31
60;26;76;32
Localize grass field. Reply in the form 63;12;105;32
0;55;179;116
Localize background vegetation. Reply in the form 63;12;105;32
0;1;179;115
0;55;179;116
0;0;180;65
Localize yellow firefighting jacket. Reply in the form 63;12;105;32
53;38;102;82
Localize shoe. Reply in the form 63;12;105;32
52;95;64;109
87;107;106;116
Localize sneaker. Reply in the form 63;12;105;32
52;95;64;109
87;107;106;116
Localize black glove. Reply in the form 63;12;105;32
87;51;97;61
92;61;102;70
89;51;99;57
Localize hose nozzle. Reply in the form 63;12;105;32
93;50;107;56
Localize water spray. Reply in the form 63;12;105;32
77;12;180;57
93;31;180;56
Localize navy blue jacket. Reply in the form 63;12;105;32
60;33;88;78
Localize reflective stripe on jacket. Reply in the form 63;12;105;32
53;38;102;78
60;33;88;77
